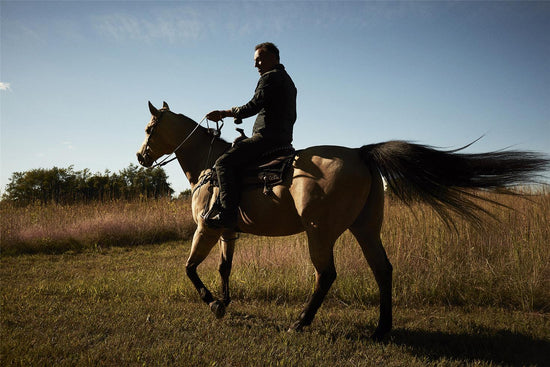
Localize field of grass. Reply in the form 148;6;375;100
0;199;196;255
1;193;549;365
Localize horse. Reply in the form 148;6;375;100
137;101;548;340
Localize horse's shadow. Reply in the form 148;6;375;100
226;308;549;365
379;327;550;366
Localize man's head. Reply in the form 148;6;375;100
254;42;280;75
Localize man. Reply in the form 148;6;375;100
205;42;297;229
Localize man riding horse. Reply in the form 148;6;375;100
205;42;297;229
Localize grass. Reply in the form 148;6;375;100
0;199;196;255
1;244;549;366
1;193;550;365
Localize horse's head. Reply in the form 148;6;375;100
137;101;179;167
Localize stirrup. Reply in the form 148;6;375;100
201;199;222;221
204;209;239;230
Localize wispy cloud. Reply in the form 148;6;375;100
93;9;202;44
92;4;302;45
0;82;11;91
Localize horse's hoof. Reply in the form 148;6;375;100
287;321;304;333
370;326;391;341
209;300;226;319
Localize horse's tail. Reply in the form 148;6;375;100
359;140;549;227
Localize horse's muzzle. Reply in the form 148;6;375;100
136;151;152;167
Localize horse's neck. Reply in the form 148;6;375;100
176;152;204;188
173;121;229;187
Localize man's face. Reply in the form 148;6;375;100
254;48;277;75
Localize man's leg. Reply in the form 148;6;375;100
207;135;272;228
215;152;239;218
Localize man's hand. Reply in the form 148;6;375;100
206;110;224;122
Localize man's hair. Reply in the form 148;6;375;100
255;42;280;62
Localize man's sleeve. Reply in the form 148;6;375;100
232;75;270;119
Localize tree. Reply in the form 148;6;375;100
2;165;174;205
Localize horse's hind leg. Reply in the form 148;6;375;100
289;227;337;332
350;171;393;340
350;227;393;340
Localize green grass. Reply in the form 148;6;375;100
1;243;549;366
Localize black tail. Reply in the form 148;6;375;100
359;140;550;227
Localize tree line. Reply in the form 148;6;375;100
2;165;175;205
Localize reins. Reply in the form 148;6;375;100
151;116;223;169
203;120;224;170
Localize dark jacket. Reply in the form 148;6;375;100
232;64;297;144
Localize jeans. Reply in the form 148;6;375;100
214;134;283;211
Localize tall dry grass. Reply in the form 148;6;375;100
371;192;548;311
219;193;550;312
1;193;549;311
0;199;196;255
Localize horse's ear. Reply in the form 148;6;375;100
162;101;170;110
148;101;159;116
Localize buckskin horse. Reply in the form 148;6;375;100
137;101;548;340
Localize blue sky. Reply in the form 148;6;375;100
1;1;549;195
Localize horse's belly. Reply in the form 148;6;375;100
238;186;303;236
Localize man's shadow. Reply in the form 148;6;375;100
384;327;550;366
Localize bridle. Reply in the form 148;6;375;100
145;110;222;169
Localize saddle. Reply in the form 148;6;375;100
197;147;295;227
198;146;296;196
241;146;296;193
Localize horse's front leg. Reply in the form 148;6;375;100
185;226;226;318
219;230;236;307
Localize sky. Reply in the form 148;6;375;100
1;0;549;195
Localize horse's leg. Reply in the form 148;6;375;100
349;171;393;340
350;227;393;340
219;231;236;307
289;228;337;332
185;227;226;318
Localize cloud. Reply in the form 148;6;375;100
0;82;11;91
93;9;202;44
92;4;298;45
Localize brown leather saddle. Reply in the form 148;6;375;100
197;146;296;196
241;146;296;194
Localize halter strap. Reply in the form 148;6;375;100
151;117;208;168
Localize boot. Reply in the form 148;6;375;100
204;208;239;230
